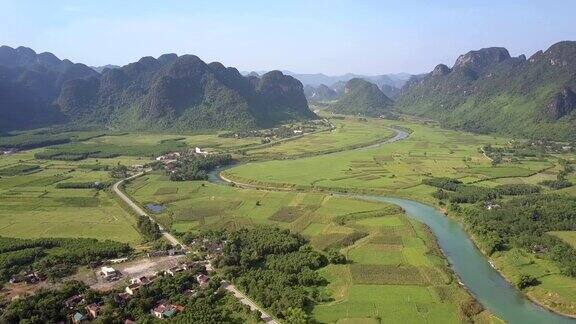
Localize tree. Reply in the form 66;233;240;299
516;274;540;289
283;307;308;324
327;250;347;264
109;165;129;178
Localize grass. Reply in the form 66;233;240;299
349;264;427;285
269;206;314;222
223;120;522;202
215;117;576;320
548;231;576;249
0;164;41;176
122;167;473;322
243;117;394;159
491;247;576;315
5;116;572;321
154;187;178;195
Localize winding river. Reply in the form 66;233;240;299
207;127;576;323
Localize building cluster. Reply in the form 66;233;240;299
70;259;213;322
146;248;185;258
8;271;44;285
154;152;181;173
154;148;216;174
190;238;224;261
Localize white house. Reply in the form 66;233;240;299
100;266;119;278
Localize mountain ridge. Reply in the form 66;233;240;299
329;78;394;117
0;46;315;132
396;41;576;140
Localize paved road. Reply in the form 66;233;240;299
223;282;278;324
112;172;277;323
112;172;183;248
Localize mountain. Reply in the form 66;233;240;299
58;56;314;131
0;46;315;132
304;84;338;101
0;46;98;131
243;71;412;97
282;72;412;88
396;41;576;140
90;64;120;73
329;78;393;116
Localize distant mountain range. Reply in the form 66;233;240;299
279;71;412;88
244;70;413;101
2;41;575;141
396;41;576;140
0;46;314;132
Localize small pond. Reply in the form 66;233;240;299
145;203;166;213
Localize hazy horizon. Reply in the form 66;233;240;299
2;0;575;75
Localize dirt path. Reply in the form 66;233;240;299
112;173;184;248
112;172;277;323
223;282;278;324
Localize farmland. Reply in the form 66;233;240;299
221;117;576;320
242;117;395;159
1;115;575;322
124;173;487;322
0;150;141;244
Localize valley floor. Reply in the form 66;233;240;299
1;114;575;322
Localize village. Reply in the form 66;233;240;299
217;118;332;143
4;238;226;323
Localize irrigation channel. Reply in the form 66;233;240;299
207;127;575;324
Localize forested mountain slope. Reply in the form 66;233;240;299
0;46;315;132
396;41;576;140
329;78;394;117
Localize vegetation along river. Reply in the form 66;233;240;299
207;127;575;324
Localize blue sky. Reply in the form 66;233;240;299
1;0;575;74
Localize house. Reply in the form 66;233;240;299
156;152;180;162
125;283;141;296
100;266;120;279
151;301;184;319
65;294;85;309
181;260;201;271
114;292;132;305
204;241;224;257
21;272;41;284
9;271;43;284
196;274;209;287
72;312;87;323
109;257;129;264
85;303;102;319
130;276;152;285
164;266;184;276
293;129;303;134
204;261;213;272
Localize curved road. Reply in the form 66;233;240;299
112;173;278;324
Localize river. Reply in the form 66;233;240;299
207;127;575;323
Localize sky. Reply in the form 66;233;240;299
1;0;575;75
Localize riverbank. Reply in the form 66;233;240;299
446;210;576;319
212;168;576;323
